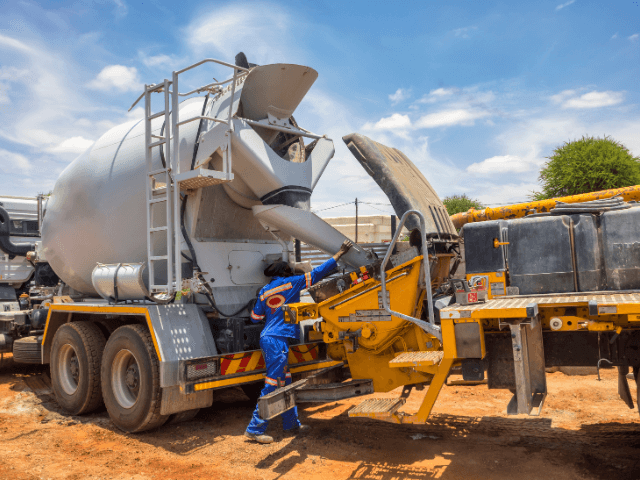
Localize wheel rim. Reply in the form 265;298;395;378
111;349;140;409
58;344;80;396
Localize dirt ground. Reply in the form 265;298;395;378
1;353;639;480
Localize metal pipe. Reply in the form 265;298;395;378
450;185;640;229
226;68;237;176
241;118;326;140
380;210;441;341
177;116;228;127
176;58;250;75
172;72;181;295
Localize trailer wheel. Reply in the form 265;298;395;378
101;324;168;433
50;322;106;415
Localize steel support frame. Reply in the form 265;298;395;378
506;316;547;416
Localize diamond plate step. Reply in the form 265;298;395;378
389;350;444;368
348;398;404;418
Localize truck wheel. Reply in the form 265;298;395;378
241;382;264;404
167;408;200;425
101;324;168;433
50;322;106;415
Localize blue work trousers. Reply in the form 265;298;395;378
246;335;301;435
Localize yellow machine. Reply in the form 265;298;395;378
262;190;640;424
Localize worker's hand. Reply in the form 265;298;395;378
335;240;354;259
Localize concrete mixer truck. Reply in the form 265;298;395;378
3;53;640;434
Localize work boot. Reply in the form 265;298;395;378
286;424;311;435
244;431;274;444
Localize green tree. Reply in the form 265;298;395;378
531;136;640;200
443;194;484;215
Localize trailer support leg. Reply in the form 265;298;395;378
507;317;547;416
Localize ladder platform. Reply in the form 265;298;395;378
348;398;404;418
389;351;444;368
176;168;234;190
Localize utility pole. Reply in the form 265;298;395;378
355;198;358;244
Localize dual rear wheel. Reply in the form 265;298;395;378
50;322;174;432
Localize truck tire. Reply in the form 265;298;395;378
241;382;264;404
167;408;200;425
50;322;106;415
12;336;43;364
101;324;168;433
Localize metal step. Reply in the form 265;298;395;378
389;350;444;368
176;168;233;190
348;398;404;418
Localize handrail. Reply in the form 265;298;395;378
240;118;326;140
380;209;441;341
175;58;249;75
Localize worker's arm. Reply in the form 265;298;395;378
303;240;354;288
250;297;266;323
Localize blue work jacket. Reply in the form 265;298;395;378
251;257;337;339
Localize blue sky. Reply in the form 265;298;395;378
0;0;638;217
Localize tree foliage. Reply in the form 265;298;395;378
531;136;640;200
443;194;484;215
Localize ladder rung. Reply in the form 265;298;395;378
149;255;168;261
149;139;166;148
149;168;169;176
149;226;168;232
151;134;165;140
148;111;166;120
149;197;167;204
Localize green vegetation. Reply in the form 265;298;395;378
531;136;640;201
443;194;484;215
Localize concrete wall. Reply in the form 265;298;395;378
321;215;409;243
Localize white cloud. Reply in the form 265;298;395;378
415;108;490;128
0;33;33;54
0;148;31;173
112;0;128;18
417;87;456;104
629;34;639;41
389;88;410;105
562;90;624;109
466;155;535;176
140;53;181;69
555;0;576;11
49;136;94;153
611;33;618;39
452;26;477;39
364;113;412;132
88;65;142;93
186;3;294;65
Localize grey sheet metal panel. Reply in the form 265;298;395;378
41;98;204;294
198;119;334;198
239;64;318;121
146;304;218;388
342;133;457;237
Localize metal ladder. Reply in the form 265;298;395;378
138;59;248;297
144;79;174;295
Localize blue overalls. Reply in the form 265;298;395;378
245;257;337;435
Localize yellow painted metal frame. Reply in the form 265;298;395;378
192;360;342;391
43;304;163;360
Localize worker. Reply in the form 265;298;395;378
244;239;354;444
